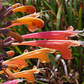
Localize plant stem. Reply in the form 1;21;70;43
79;47;84;84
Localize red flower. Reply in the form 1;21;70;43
12;40;80;60
22;26;77;40
3;79;22;84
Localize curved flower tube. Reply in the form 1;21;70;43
0;59;27;74
5;4;36;18
3;59;27;71
12;40;80;60
3;79;23;84
2;17;44;32
12;17;44;32
13;68;40;82
3;48;55;64
13;6;36;14
0;3;36;24
22;26;77;40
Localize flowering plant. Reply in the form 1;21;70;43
0;1;84;84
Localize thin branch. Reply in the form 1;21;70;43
79;47;84;84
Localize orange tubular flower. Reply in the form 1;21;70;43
12;17;44;32
0;59;27;74
13;5;36;14
3;59;27;71
3;17;44;32
7;3;36;14
3;48;55;64
13;68;40;82
12;40;80;60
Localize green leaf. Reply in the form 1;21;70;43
56;5;62;30
74;0;77;29
69;0;73;25
78;6;82;30
47;53;57;68
42;0;55;14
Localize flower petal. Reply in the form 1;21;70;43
3;79;22;84
3;59;27;71
14;69;40;82
2;17;44;32
3;48;55;63
22;26;77;40
12;17;44;30
13;6;36;14
12;40;80;60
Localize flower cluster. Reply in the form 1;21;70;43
0;2;83;84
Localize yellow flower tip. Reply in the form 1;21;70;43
23;49;28;54
37;48;55;63
33;65;37;69
26;73;35;82
42;61;46;63
14;69;40;82
12;3;21;8
42;48;56;53
6;50;15;58
13;6;36;14
38;52;49;63
69;41;80;46
33;68;40;73
54;51;60;54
